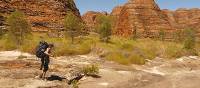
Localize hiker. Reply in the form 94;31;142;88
36;41;54;79
36;41;49;70
40;43;54;79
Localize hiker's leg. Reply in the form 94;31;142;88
40;72;43;78
43;55;49;79
40;57;44;70
42;71;46;80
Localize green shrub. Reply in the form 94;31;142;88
183;28;196;50
0;27;4;38
173;30;184;42
132;39;157;60
163;44;183;58
0;35;17;50
159;29;165;41
71;80;79;88
96;15;112;43
175;49;198;57
53;38;92;56
105;52;130;65
120;43;134;51
105;51;146;65
20;39;37;54
128;54;145;65
81;64;99;76
76;42;92;55
101;37;190;65
4;39;17;50
6;10;31;50
64;12;85;44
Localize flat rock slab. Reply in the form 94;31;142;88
1;51;200;88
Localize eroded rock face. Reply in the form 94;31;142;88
114;0;174;38
0;0;81;32
163;8;200;36
111;5;123;19
0;15;4;26
111;5;124;31
82;11;108;31
113;0;200;39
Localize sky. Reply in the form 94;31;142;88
74;0;200;15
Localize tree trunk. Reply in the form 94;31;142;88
71;31;74;44
20;30;23;56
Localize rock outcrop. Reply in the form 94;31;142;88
0;14;4;26
82;11;108;31
163;8;200;36
113;0;200;38
0;0;81;32
111;5;123;19
111;5;124;32
114;0;174;38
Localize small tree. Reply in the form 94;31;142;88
64;12;84;44
158;29;165;41
132;26;137;40
7;10;31;50
0;14;5;38
0;26;4;38
183;28;196;50
96;15;112;43
173;30;184;42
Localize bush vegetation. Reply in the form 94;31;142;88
183;28;196;50
159;29;165;41
0;11;200;66
81;64;99;76
0;30;200;65
0;27;4;38
96;15;112;43
64;12;85;44
71;80;79;88
7;10;31;47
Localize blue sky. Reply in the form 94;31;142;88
74;0;200;15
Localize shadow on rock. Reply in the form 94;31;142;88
46;75;66;81
86;74;101;78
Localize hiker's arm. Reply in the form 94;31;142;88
44;48;51;56
44;48;54;57
49;54;53;57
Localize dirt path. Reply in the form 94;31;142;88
0;51;200;88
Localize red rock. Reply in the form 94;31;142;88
163;8;200;36
114;0;174;38
111;5;123;19
82;11;108;31
0;0;81;32
111;5;124;31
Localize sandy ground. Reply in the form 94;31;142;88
0;51;200;88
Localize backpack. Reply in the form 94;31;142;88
36;41;49;58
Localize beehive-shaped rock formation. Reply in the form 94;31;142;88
0;0;81;32
115;0;174;38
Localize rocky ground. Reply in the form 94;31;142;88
0;51;200;88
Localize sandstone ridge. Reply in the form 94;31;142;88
0;0;81;32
